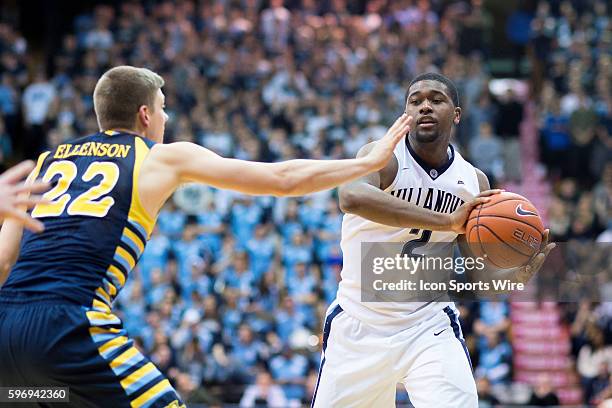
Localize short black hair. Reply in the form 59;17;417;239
406;72;459;107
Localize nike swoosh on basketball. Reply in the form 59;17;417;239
516;204;538;217
433;329;447;336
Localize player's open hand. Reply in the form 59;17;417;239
448;189;504;234
365;114;413;171
515;229;556;284
0;160;50;233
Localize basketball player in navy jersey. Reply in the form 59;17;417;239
312;73;555;407
0;160;49;232
0;65;412;408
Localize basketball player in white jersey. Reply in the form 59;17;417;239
312;73;555;408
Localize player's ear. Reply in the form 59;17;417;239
137;105;150;127
453;107;461;125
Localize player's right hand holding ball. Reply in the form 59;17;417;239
452;189;556;284
448;189;504;235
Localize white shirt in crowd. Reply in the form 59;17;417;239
239;383;288;408
22;81;55;125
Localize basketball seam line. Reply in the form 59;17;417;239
478;224;533;258
476;202;490;267
479;197;535;210
467;214;543;231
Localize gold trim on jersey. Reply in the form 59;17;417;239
120;362;163;395
84;135;179;408
86;310;122;326
89;137;153;311
122;227;145;254
110;347;146;376
92;298;111;313
115;246;136;270
95;287;111;304
130;137;154;238
98;336;129;358
107;264;126;288
28;152;50;183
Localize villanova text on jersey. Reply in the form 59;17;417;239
389;187;465;215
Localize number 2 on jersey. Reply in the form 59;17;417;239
31;161;120;218
401;229;432;257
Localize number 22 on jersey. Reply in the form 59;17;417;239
32;160;120;218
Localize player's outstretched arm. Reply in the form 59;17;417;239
457;169;556;293
156;114;412;197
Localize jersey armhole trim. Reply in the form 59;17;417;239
472;166;484;193
130;138;155;238
27;151;51;183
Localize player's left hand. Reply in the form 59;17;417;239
365;114;413;171
515;229;556;284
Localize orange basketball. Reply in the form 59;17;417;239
466;192;544;269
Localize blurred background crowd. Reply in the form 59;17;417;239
0;0;610;406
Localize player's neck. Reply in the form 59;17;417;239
104;127;145;138
407;136;451;168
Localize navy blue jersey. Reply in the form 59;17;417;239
1;131;185;407
4;130;156;309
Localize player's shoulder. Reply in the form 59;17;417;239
450;146;488;191
143;141;219;183
147;141;201;163
474;168;490;191
356;140;400;186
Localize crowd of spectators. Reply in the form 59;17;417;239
0;0;610;406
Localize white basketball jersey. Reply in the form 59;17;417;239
337;137;480;334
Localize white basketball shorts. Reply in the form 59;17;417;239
311;303;478;408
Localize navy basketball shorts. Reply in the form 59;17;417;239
0;292;184;408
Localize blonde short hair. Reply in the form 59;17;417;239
93;66;164;130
